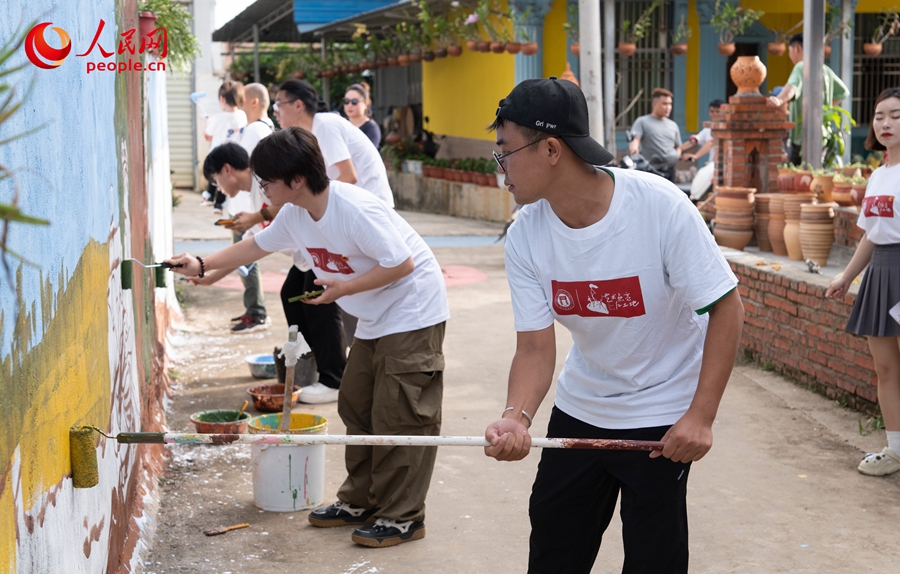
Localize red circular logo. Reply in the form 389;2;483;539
554;289;575;311
25;22;72;69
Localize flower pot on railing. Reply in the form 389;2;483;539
387;57;399;67
435;48;448;58
670;43;687;56
570;43;580;56
506;42;522;54
832;180;853;206
718;43;736;56
824;44;832;57
521;42;538;56
490;42;505;54
863;43;883;56
466;40;477;51
398;54;411;66
768;42;786;56
409;52;422;63
448;45;462;56
477;41;491;52
618;42;637;56
422;51;435;62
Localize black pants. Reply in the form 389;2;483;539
789;143;802;166
280;266;347;389
528;407;691;574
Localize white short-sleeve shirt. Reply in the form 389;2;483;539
226;119;274;218
505;168;738;429
311;112;394;208
254;181;448;339
857;163;900;245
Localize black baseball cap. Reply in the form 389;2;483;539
495;77;614;167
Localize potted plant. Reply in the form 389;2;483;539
769;21;801;56
619;0;661;56
850;175;868;206
831;173;854;205
822;104;856;170
810;168;835;202
562;3;579;56
865;8;900;56
138;0;201;71
823;3;852;57
670;14;692;56
710;0;764;57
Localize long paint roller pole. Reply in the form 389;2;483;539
280;326;300;432
69;426;663;488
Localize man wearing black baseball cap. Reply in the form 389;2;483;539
483;77;744;573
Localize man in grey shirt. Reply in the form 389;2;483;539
629;88;683;182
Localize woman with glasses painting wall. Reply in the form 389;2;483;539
343;83;382;149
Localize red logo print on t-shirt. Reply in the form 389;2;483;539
306;248;355;275
551;277;646;318
862;195;895;218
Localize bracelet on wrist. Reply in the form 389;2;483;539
196;256;206;278
260;207;272;221
503;406;533;428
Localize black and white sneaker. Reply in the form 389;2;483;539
308;501;378;528
230;314;269;333
351;518;425;548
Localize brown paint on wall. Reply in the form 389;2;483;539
83;516;105;558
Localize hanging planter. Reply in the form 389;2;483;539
387;56;399;66
618;42;637;56
718;43;736;56
863;43;883;56
448;45;462;56
521;42;538;55
824;44;832;57
670;43;687;56
422;51;436;61
768;42;787;56
570;43;580;57
476;41;491;52
434;48;447;58
506;42;521;54
398;54;411;66
138;11;158;39
409;52;422;63
711;0;763;58
490;41;505;53
466;40;477;51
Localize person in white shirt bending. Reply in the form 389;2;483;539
166;127;449;548
482;78;745;573
203;80;247;212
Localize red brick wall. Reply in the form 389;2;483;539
730;259;879;413
834;206;863;249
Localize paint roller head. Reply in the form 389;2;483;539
69;426;99;488
154;266;166;288
121;259;133;290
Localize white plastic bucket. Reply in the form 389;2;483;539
249;413;327;512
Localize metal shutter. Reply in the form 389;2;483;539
166;71;196;190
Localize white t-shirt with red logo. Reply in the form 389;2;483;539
253;180;449;339
857;163;900;245
312;112;394;208
505;168;738;429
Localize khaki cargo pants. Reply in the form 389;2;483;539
336;322;445;523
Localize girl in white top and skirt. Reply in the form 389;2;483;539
827;87;900;476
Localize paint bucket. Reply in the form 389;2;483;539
248;413;327;512
189;409;251;434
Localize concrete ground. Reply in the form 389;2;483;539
145;193;900;573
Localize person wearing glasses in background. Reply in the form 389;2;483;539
270;80;394;404
483;77;744;573
343;83;382;148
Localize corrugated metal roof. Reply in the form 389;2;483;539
212;0;299;43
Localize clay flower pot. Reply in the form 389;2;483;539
714;227;754;250
832;181;853;206
824;44;832;57
618;42;637;56
376;58;388;68
422;51;436;62
777;172;795;192
506;42;522;54
398;54;411;66
809;174;834;202
490;42;505;54
521;42;539;55
466;40;477;51
670;43;687;56
570;43;580;56
768;42;786;57
435;48;448;58
793;172;812;192
448;45;463;56
387;57;399;66
477;41;491;52
864;43;883;56
718;43;736;56
410;52;422;63
139;11;158;39
730;56;767;95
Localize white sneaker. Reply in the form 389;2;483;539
858;447;900;476
299;382;339;404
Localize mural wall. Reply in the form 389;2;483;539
0;0;173;571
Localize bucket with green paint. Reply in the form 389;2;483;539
248;413;327;512
189;409;251;434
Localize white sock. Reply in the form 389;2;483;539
886;431;900;455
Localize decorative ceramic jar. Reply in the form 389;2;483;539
809;174;834;203
730;56;767;95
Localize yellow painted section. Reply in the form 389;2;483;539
857;0;895;13
1;486;13;574
0;240;111;531
746;0;889;13
686;0;700;132
543;0;568;78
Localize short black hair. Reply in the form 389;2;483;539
789;33;803;47
279;79;328;114
709;99;725;109
250;127;330;194
203;142;249;182
487;116;546;143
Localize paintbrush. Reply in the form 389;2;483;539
203;523;249;537
128;259;184;269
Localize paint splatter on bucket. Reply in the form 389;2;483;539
248;413;327;512
189;409;251;434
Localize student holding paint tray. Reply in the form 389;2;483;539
167;127;449;548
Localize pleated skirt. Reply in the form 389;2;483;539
846;243;900;337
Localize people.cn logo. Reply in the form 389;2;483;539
25;22;72;69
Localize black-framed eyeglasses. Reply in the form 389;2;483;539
273;99;296;111
255;177;271;192
492;138;546;173
343;98;361;105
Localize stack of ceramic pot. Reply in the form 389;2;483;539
713;186;756;250
799;202;837;265
754;194;774;252
832;178;854;206
782;193;816;260
767;195;787;255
